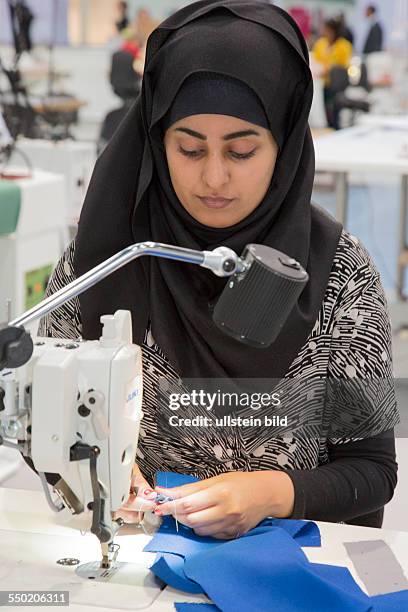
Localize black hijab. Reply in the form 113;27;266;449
75;0;342;380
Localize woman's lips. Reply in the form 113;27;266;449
198;196;235;209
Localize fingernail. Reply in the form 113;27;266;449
142;488;157;500
154;509;162;515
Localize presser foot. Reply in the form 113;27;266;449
101;541;120;569
75;542;121;580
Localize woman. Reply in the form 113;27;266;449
312;18;353;129
313;18;353;79
40;0;398;539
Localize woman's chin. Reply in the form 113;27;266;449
187;207;245;229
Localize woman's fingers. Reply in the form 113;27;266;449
126;464;157;506
164;505;224;529
158;488;217;516
114;464;157;523
123;495;157;512
155;480;209;500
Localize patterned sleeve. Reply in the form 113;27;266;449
326;245;399;443
37;240;82;340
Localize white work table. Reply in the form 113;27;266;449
357;115;408;130
313;124;408;297
1;488;408;611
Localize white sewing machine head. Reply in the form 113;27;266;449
0;310;143;566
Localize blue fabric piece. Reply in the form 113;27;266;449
146;513;320;557
150;553;203;594
310;563;368;599
261;517;321;547
183;528;371;612
152;473;406;611
156;471;200;488
371;589;408;611
174;604;219;611
146;471;322;595
144;515;223;557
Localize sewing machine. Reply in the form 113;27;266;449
0;309;143;576
8;138;96;228
0;240;307;581
0;169;67;323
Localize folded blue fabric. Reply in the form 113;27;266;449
151;473;405;611
183;528;371;612
145;515;218;594
150;472;369;610
371;589;408;611
147;518;322;596
145;515;224;558
147;472;322;595
310;563;369;600
150;552;203;594
259;517;321;547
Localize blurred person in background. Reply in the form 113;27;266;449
288;7;312;45
100;5;143;153
134;7;160;47
9;0;34;56
115;1;129;33
131;8;160;79
120;25;141;59
313;18;353;129
362;5;383;55
337;12;354;46
313;18;353;80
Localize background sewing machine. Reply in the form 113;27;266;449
7;138;96;230
0;169;67;324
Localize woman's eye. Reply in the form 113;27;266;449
178;146;203;158
230;149;256;160
177;146;257;160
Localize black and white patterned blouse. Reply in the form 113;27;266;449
38;230;399;525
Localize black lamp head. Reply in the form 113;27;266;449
213;244;309;348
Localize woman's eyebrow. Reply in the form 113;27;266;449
173;127;261;141
174;127;206;140
223;130;260;140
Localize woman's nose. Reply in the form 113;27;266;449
202;154;229;190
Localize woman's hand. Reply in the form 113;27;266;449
114;464;157;523
155;471;295;539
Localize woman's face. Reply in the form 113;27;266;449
323;25;336;44
164;114;278;228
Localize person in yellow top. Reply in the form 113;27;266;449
313;18;353;80
313;18;353;129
